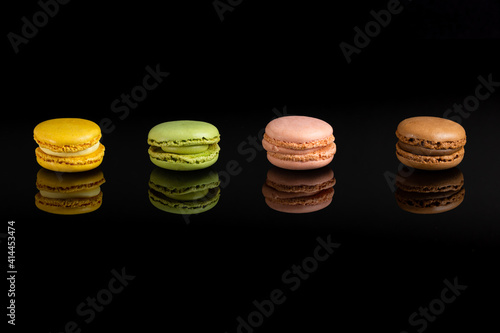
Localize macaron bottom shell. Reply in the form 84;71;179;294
149;155;219;171
267;154;334;171
396;144;464;171
148;143;220;171
35;145;105;173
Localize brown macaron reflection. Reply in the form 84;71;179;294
395;168;465;214
262;166;335;213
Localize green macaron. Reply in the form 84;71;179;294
148;120;221;171
148;168;221;214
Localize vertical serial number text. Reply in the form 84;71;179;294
7;220;16;326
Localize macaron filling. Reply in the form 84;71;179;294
263;133;334;150
267;143;336;161
40;142;101;157
161;145;209;154
262;139;333;155
39;186;101;199
397;141;462;156
149;144;220;164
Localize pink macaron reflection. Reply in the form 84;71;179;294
262;166;335;213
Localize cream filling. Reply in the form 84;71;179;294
40;142;100;157
40;187;101;199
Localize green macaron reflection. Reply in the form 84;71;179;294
148;167;221;215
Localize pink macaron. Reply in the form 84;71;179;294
262;116;336;170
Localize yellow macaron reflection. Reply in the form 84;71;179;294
35;168;105;215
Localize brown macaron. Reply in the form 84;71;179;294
395;168;465;214
395;116;466;170
262;166;335;213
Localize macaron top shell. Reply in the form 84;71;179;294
34;118;101;152
396;116;466;148
265;116;333;145
148;120;220;147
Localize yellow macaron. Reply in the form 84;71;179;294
34;118;105;172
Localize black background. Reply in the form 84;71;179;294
3;0;500;332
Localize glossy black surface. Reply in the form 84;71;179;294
4;0;500;332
